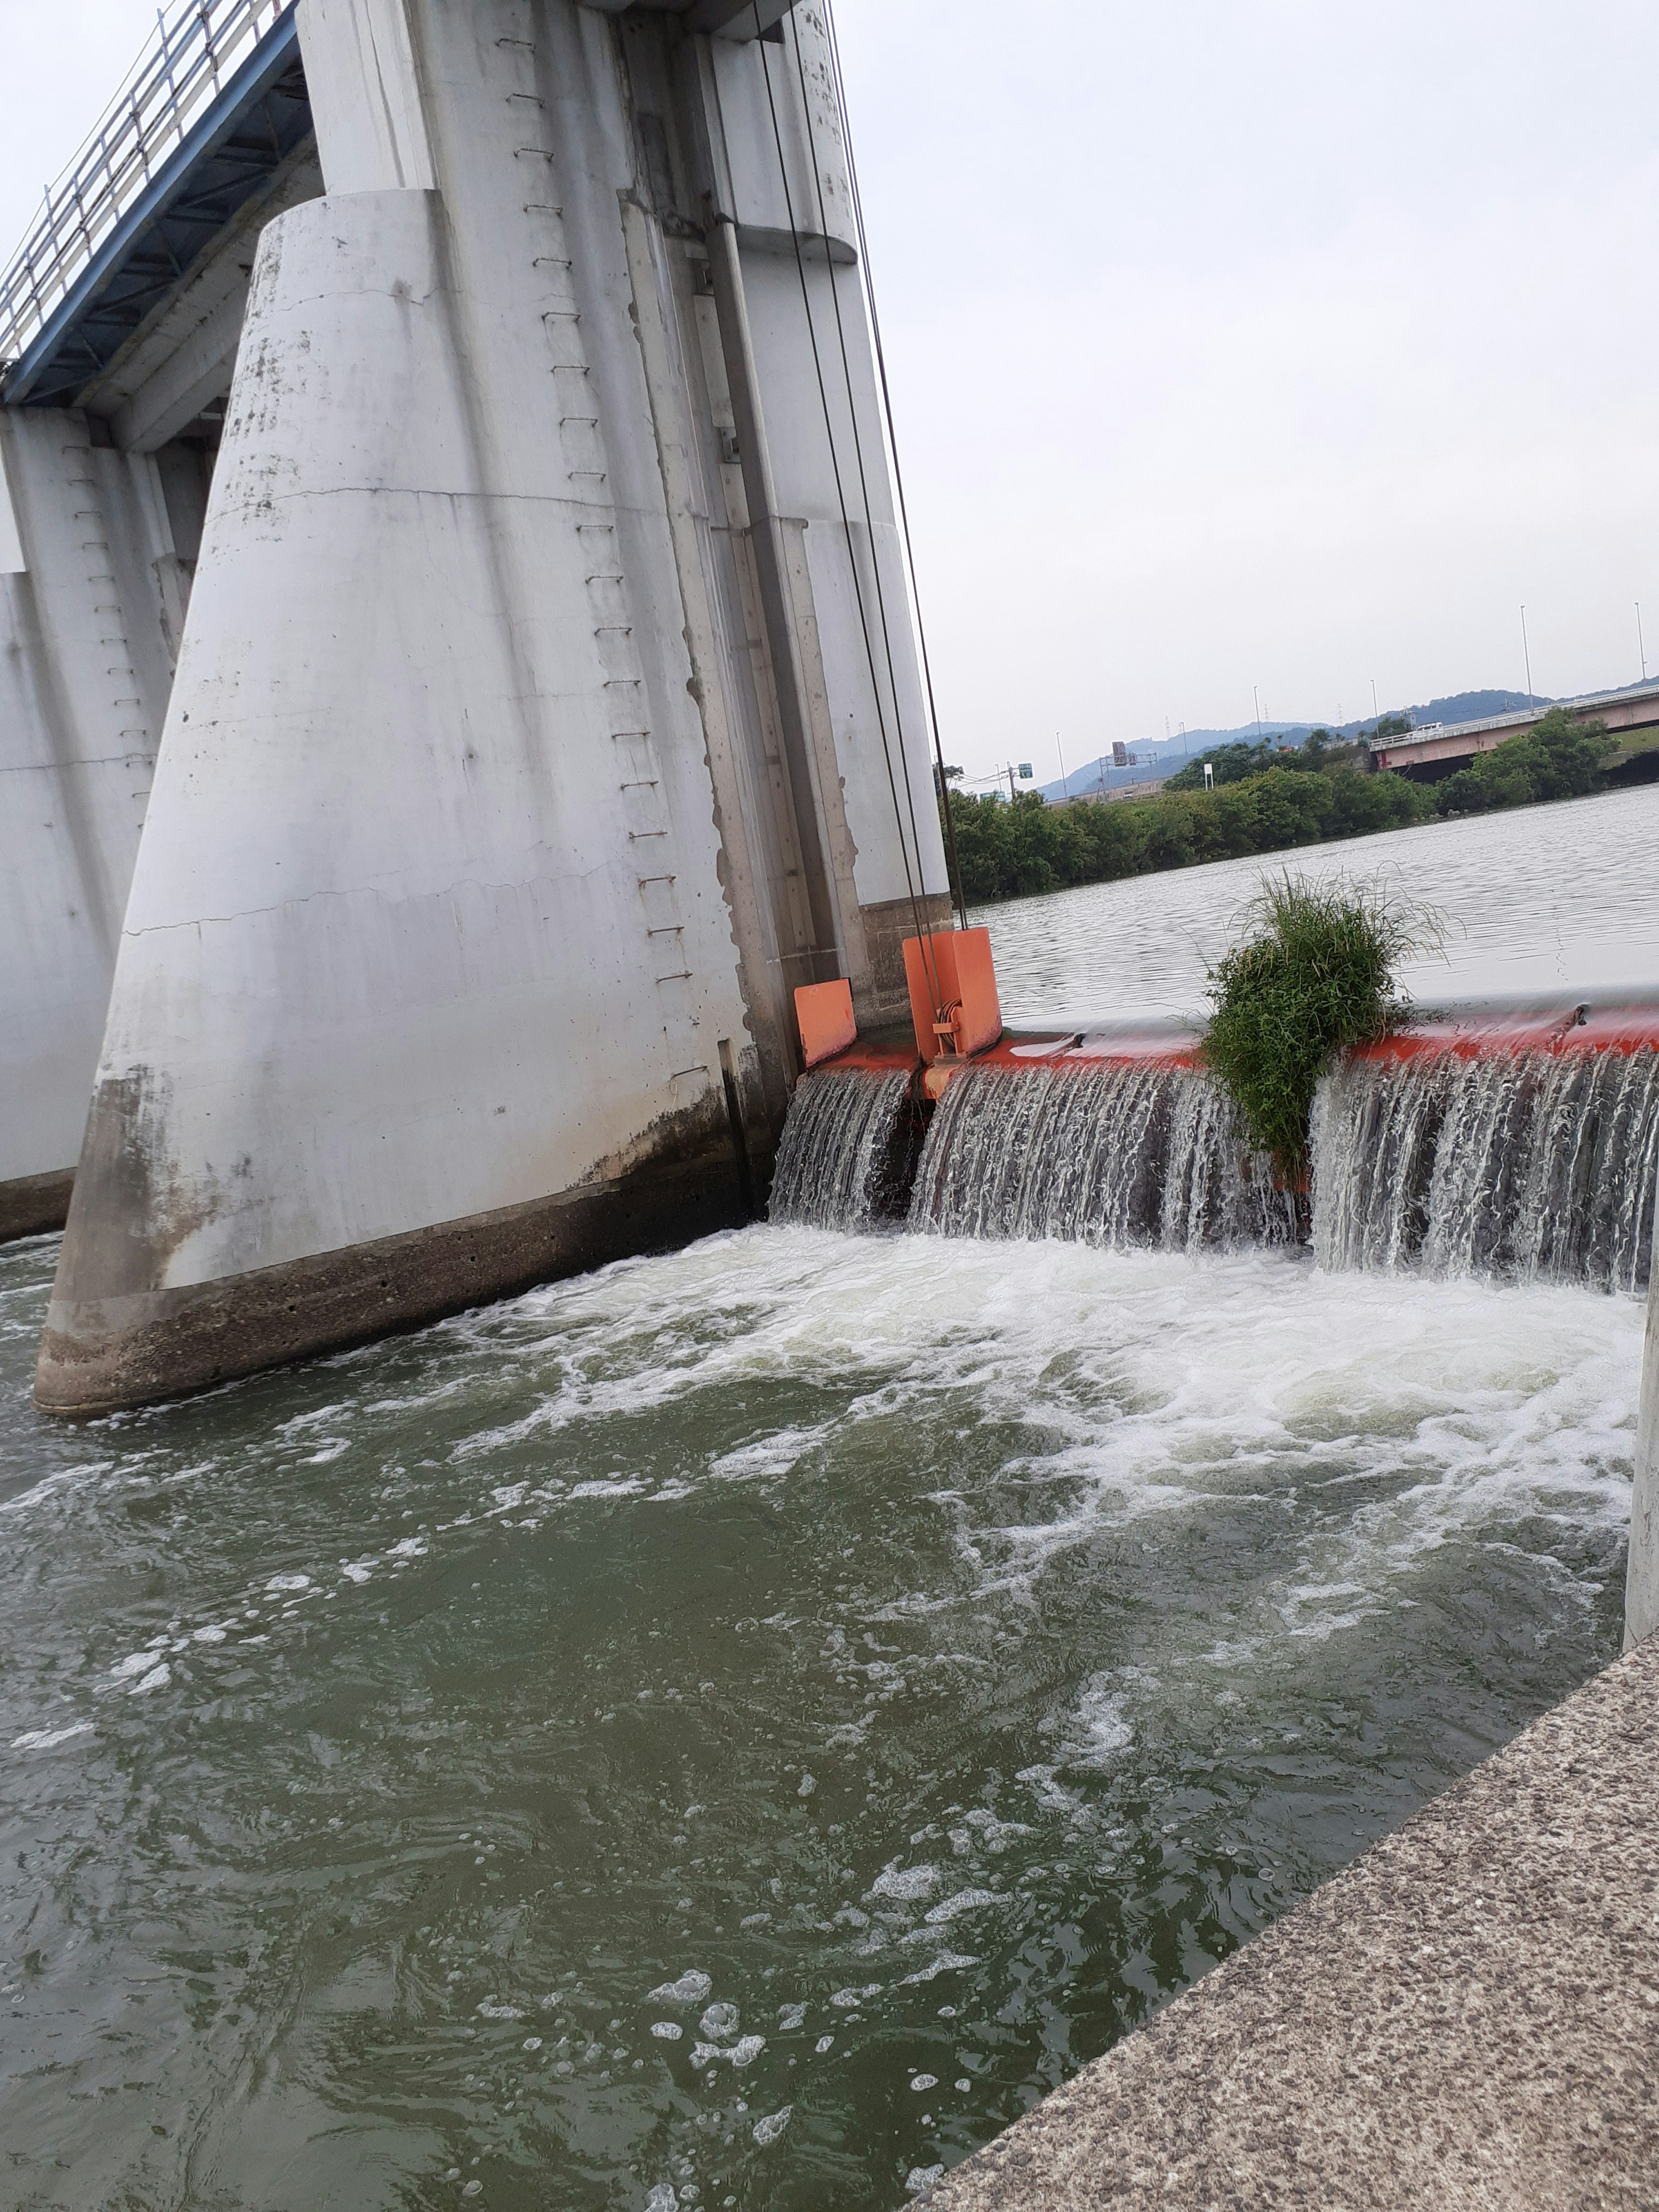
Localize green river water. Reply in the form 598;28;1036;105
0;1219;1633;2211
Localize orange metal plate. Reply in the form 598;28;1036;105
795;978;858;1068
902;927;1003;1062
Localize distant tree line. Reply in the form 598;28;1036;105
938;709;1616;904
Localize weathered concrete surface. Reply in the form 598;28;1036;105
926;1636;1659;2212
1626;1191;1659;1647
37;0;950;1411
0;410;191;1225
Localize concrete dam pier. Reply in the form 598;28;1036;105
2;0;950;1414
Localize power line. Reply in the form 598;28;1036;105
753;7;946;1014
819;0;969;932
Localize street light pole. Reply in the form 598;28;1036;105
1521;605;1534;702
1639;602;1647;683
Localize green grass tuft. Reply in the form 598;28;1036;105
1202;874;1439;1180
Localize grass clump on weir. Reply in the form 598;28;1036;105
1203;874;1432;1181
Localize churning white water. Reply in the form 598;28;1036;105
773;1038;1658;1295
1312;1044;1659;1290
769;1069;915;1230
907;1061;1291;1250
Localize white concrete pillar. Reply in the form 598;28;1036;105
37;0;950;1411
0;412;181;1236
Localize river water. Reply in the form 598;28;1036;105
2;788;1651;2212
977;780;1659;1023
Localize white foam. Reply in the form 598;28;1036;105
10;1722;93;1751
871;1863;940;1902
923;1889;1004;1925
901;1953;979;1985
752;2106;792;2145
647;1970;711;2005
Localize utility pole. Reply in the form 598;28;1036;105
1521;605;1533;702
1639;602;1647;684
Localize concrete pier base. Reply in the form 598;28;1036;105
0;1169;74;1242
926;1636;1659;2211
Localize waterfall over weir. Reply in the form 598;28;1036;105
767;1069;918;1230
771;1010;1659;1294
1312;1041;1659;1292
908;1061;1293;1249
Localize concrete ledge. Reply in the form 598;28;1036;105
0;1168;74;1243
35;1142;748;1417
927;1636;1659;2212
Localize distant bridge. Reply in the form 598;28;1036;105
1367;680;1659;780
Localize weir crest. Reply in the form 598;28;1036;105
771;1037;1659;1293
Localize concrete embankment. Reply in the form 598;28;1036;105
925;1633;1659;2211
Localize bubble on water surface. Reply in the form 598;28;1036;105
650;2021;682;2040
923;1889;1003;1925
648;1969;711;2005
815;2034;834;2052
901;1953;978;1985
910;2073;938;2092
697;2003;738;2040
871;1863;939;1901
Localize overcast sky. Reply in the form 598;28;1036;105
6;1;1658;786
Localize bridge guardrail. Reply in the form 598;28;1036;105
0;0;294;379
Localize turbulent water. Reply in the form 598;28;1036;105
0;1227;1633;2211
9;797;1657;2208
1313;1045;1659;1290
768;1070;915;1231
908;1062;1291;1250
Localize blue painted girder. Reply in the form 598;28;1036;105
4;6;311;410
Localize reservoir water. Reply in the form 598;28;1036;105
3;786;1653;2211
979;779;1659;1022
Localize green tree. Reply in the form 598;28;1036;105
1435;709;1614;817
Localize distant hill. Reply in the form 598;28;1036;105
1036;687;1550;802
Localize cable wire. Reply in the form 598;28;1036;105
820;0;970;931
752;4;948;1021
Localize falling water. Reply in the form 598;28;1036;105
1312;1045;1659;1290
768;1068;915;1229
907;1062;1294;1250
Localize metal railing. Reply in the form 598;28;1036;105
0;0;294;374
